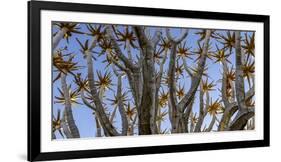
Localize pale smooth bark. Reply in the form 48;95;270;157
81;36;120;136
177;30;211;113
86;50;120;136
105;25;143;118
60;110;73;138
184;98;195;133
60;73;80;138
218;61;238;131
206;115;216;132
166;29;189;133
228;31;255;130
166;29;210;133
53;27;68;51
194;89;208;132
234;31;246;111
117;75;129;135
155;50;169;132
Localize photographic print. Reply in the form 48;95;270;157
52;22;255;139
28;1;269;161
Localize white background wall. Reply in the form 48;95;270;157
0;0;278;161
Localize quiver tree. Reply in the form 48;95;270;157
52;22;255;139
217;31;255;131
52;50;81;138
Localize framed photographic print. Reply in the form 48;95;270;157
28;0;270;161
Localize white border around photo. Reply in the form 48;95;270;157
41;10;264;153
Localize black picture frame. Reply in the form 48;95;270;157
28;0;270;161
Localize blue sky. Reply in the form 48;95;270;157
52;23;254;139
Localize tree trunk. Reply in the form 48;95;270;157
194;89;206;132
170;30;211;133
168;43;180;133
52;132;56;139
206;116;216;132
61;73;80;138
117;75;129;135
229;109;254;130
218;61;238;131
155;50;169;132
138;39;154;135
53;27;68;51
177;30;211;113
234;31;246;111
85;47;120;136
228;31;255;130
134;26;160;135
95;115;102;137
